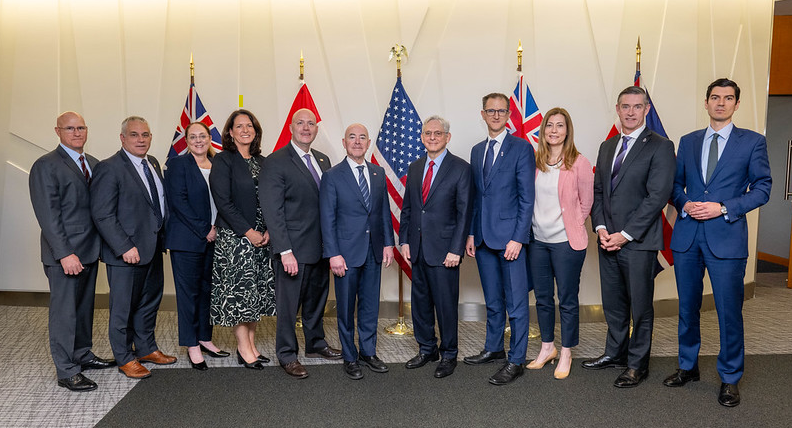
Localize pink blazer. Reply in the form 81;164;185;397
535;154;594;251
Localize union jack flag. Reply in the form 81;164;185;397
169;83;223;159
370;77;425;278
507;73;542;147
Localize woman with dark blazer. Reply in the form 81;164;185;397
165;121;229;370
527;107;594;380
209;109;275;369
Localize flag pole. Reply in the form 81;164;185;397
296;51;306;330
385;43;413;336
190;52;195;85
636;37;642;75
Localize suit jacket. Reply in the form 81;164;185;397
535;154;594;251
470;133;535;249
591;128;676;251
209;150;265;236
398;151;472;266
260;143;331;265
29;146;100;266
91;150;166;266
670;126;771;258
164;153;213;252
319;159;394;267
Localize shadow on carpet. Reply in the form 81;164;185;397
97;354;790;428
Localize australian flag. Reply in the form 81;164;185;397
169;83;223;159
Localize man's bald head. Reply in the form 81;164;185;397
55;111;88;153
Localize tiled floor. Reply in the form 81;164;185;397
0;272;789;427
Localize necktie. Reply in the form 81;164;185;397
357;165;370;210
78;155;89;183
304;154;321;187
705;133;720;184
422;160;435;204
141;159;163;226
610;136;630;190
483;139;495;180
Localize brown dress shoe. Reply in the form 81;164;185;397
281;360;309;379
118;360;151;379
138;350;177;365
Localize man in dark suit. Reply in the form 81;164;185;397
260;108;341;379
399;115;472;379
584;86;676;388
29;111;116;392
91;116;177;380
464;93;535;386
664;78;771;407
319;123;395;380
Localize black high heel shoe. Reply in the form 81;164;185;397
188;354;208;371
237;350;264;370
256;354;271;364
200;344;230;358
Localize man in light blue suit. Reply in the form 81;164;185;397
464;92;535;385
320;123;394;380
664;78;771;407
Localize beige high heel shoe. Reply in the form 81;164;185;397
554;350;572;379
526;347;558;369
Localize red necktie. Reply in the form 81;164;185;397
422;160;435;204
79;155;89;182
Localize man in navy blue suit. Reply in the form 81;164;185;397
400;115;472;379
320;123;394;380
663;78;771;407
464;93;535;385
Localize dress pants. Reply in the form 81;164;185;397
334;242;381;362
528;240;585;348
274;257;330;364
45;261;99;379
673;223;747;384
106;253;165;366
410;250;459;359
598;246;656;370
475;244;530;364
170;248;214;347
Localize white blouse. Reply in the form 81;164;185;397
532;164;568;243
199;167;218;224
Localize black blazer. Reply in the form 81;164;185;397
399;151;472;266
209;150;265;236
260;143;331;265
164;153;213;252
91;150;166;266
29;146;100;266
591;128;676;251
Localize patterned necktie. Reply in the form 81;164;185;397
610;136;630;190
304;153;321;187
483;139;496;180
357;165;370;210
705;133;720;184
422;160;435;204
79;155;89;183
141;158;163;225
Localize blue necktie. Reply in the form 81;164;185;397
705;133;720;184
610;136;630;190
483;139;495;180
357;165;370;211
304;154;321;187
141;158;163;227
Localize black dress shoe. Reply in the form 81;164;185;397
199;344;230;358
305;346;343;360
463;350;507;365
718;382;740;407
343;360;364;380
190;360;208;371
663;368;700;387
614;368;648;388
581;354;627;370
256;354;271;364
81;356;117;371
434;358;457;378
489;362;524;385
359;355;389;373
405;351;440;369
58;373;97;392
236;350;264;370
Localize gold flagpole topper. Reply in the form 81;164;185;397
389;44;408;78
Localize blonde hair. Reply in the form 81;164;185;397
535;107;579;173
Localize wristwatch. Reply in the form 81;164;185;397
720;203;728;216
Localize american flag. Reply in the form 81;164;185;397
507;73;543;147
169;83;223;159
370;77;425;278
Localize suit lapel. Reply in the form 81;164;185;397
287;144;319;192
341;159;368;210
426;152;452;204
693;130;705;186
484;137;511;190
119;150;157;210
55;146;89;186
611;129;651;191
368;162;384;211
707;127;740;185
471;141;485;190
601;137;618;197
313;149;331;173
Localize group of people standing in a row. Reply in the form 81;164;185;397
30;77;769;409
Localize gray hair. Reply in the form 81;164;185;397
616;86;650;105
121;116;149;134
422;115;450;133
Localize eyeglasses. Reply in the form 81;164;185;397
423;131;447;138
483;109;509;117
58;126;88;133
188;134;209;141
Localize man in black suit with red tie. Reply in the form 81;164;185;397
399;115;472;379
29;111;116;392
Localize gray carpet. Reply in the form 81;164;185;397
96;354;791;428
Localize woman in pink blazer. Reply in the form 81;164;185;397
526;107;594;380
